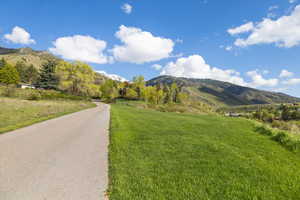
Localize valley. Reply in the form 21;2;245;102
2;1;300;199
0;46;300;200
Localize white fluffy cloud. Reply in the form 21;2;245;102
247;70;279;87
152;64;162;70
282;78;300;85
160;55;247;86
96;70;128;82
158;55;299;89
232;5;300;48
49;35;108;64
279;69;294;78
227;22;254;35
112;25;175;64
4;26;35;45
225;46;233;51
121;3;132;14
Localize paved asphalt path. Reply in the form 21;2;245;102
0;103;110;200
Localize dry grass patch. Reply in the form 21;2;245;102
0;98;95;133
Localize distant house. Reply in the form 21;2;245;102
18;84;36;89
225;112;242;117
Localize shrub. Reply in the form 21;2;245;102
272;132;290;144
254;125;275;136
271;120;300;133
0;86;91;101
255;123;300;152
27;91;42;101
290;123;300;134
2;86;17;97
271;120;282;128
272;132;300;152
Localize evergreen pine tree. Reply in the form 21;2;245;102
36;60;58;89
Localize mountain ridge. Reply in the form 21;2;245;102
0;46;60;68
147;75;300;106
1;46;299;106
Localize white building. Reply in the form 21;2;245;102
19;84;36;89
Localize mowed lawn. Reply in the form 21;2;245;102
109;103;300;200
0;98;95;133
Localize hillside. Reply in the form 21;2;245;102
147;76;300;106
0;46;60;69
0;46;109;84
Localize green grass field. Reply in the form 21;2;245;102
109;103;300;200
0;98;95;133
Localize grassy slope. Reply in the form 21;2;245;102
185;87;228;107
0;53;46;68
0;98;95;133
109;103;300;200
0;47;59;69
147;76;300;107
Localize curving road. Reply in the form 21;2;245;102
0;103;110;200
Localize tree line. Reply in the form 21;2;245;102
0;58;188;104
252;104;300;122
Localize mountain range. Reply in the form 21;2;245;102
1;46;299;106
147;76;300;106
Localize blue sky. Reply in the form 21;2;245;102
1;0;300;97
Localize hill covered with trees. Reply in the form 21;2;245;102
147;76;300;106
0;56;188;109
1;46;299;108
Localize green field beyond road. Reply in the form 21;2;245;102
0;98;95;134
109;103;300;200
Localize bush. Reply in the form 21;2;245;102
272;132;290;144
271;120;282;128
39;90;91;101
255;123;300;152
255;125;275;136
272;132;300;152
27;91;42;101
271;120;290;130
271;120;300;133
2;85;17;97
0;86;91;101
